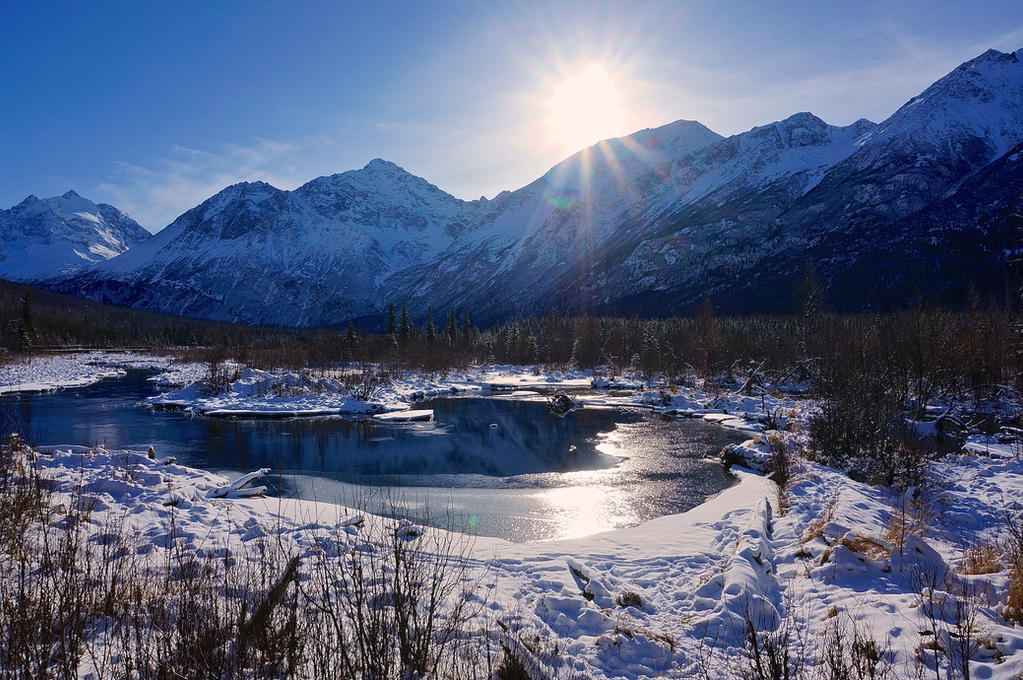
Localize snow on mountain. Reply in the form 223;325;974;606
0;190;151;282
530;48;1023;320
54;161;474;327
868;48;1023;160
396;112;879;323
45;47;1023;327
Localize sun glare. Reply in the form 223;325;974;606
546;62;626;153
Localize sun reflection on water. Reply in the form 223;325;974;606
534;483;639;540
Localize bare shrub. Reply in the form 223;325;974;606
0;441;509;680
767;434;794;514
694;600;901;680
302;505;490;679
1003;508;1023;626
738;599;808;680
816;614;895;680
616;590;645;609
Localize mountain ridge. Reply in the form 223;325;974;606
31;46;1023;327
0;191;151;282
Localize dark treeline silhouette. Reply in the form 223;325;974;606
0;279;309;352
1;279;1020;417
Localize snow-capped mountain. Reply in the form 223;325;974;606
46;47;1023;327
0;191;151;282
53;160;473;327
400;112;882;323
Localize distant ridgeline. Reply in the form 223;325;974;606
2;48;1021;330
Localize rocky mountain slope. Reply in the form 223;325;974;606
44;47;1023;327
0;191;151;282
53;161;474;327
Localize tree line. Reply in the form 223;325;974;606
1;278;1020;412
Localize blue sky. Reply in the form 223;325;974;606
2;0;1022;231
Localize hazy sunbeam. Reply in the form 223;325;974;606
546;62;627;153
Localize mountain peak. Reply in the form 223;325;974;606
778;111;828;128
0;191;149;282
936;47;1021;88
363;158;404;173
872;45;1023;159
968;47;1018;66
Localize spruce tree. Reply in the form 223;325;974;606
398;301;413;348
444;307;458;346
17;292;33;351
425;308;438;348
386;302;397;336
343;321;360;363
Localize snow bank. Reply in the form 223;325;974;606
0;351;184;394
15;430;1023;678
7;355;1023;678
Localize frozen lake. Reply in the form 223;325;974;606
4;370;745;541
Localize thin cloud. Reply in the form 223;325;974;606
94;138;312;232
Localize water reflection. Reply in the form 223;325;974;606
3;370;747;541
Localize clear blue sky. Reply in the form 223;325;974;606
2;0;1022;231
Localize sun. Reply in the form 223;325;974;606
546;62;626;153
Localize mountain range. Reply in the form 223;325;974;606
5;47;1020;328
0;191;150;282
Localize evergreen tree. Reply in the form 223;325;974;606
386;302;397;336
639;325;660;380
572;316;600;368
444;307;458;346
695;297;717;377
16;292;33;351
425;308;438;348
398;301;413;348
389;331;400;360
797;266;825;359
342;321;360;363
522;334;539;365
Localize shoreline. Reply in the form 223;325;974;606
6;352;1023;678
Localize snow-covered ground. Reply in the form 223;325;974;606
145;362;791;438
14;435;1023;679
4;353;1023;677
0;351;183;394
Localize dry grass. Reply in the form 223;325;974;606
609;622;677;651
837;535;890;563
960;542;1002;575
616;590;644;609
802;503;835;544
1007;556;1023;626
0;441;510;680
883;496;932;552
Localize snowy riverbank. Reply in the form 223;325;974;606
145;361;795;437
0;351;183;394
12;438;1023;679
4;353;1023;677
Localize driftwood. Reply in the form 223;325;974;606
734;360;766;396
207;468;271;499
